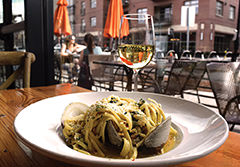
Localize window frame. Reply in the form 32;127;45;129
90;0;96;8
81;19;86;33
216;1;223;17
81;1;85;16
229;5;235;20
137;8;148;24
90;16;96;27
184;0;198;14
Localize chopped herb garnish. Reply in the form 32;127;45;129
109;97;118;103
138;98;145;107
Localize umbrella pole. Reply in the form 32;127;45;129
110;37;113;50
60;35;63;46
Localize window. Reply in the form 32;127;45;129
163;7;172;20
81;19;86;32
154;6;172;25
184;0;198;14
216;1;223;16
90;17;96;27
81;1;85;16
90;0;96;8
12;0;25;21
68;0;74;6
137;8;148;24
0;0;2;23
229;5;235;20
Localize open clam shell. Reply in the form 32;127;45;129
107;117;172;148
107;121;123;147
61;102;89;126
144;117;171;148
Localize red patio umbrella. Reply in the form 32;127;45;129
103;0;129;39
54;0;72;37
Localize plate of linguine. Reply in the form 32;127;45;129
14;91;229;167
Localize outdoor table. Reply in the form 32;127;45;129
192;57;231;62
92;60;161;91
0;83;240;167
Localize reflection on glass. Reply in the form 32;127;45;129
118;14;155;91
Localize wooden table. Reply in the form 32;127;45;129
0;83;240;167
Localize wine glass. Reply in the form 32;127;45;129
118;13;155;91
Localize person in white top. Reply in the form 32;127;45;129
60;35;86;82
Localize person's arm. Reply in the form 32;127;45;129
61;44;68;56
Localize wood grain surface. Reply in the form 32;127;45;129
0;83;239;167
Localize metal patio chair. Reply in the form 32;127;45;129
207;51;219;59
207;62;240;130
88;54;125;91
162;60;197;96
182;61;207;102
193;50;204;59
180;50;192;60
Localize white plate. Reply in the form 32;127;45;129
14;92;229;167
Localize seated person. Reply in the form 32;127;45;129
77;33;103;89
61;35;85;60
61;35;85;82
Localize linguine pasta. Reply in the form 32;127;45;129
62;95;177;160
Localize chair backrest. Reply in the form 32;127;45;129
183;61;207;90
206;62;240;115
193;50;204;59
88;54;114;78
180;50;192;60
207;51;218;59
166;50;177;63
164;60;196;95
224;51;233;58
0;51;36;89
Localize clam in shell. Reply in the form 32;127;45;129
61;102;89;126
107;117;172;148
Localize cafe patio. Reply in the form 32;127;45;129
0;0;240;167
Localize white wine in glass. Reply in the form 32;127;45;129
118;14;155;91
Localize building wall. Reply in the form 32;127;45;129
75;0;109;44
197;0;239;52
72;0;239;53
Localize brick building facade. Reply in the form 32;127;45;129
72;0;239;53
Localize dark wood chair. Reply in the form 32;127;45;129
207;62;240;130
0;51;36;89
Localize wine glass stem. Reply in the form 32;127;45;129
133;69;139;91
